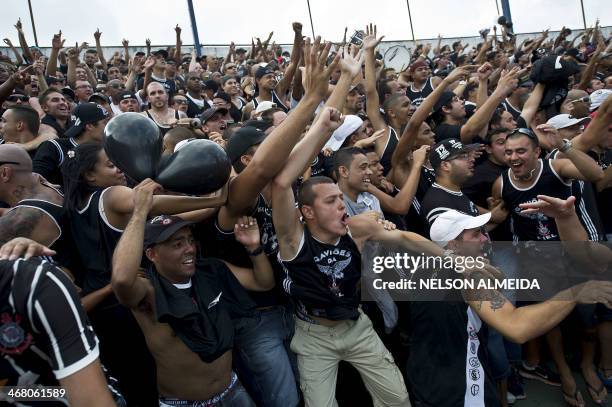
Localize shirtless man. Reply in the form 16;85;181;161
0;145;64;248
111;179;275;405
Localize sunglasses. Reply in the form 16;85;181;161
509;127;537;140
569;96;590;104
7;95;28;102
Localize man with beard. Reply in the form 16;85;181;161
342;85;364;116
492;127;604;405
407;207;612;407
116;91;140;113
38;89;73;138
142;82;185;136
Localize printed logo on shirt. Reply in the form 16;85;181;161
0;313;32;354
314;249;353;298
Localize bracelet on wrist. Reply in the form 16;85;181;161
245;245;264;256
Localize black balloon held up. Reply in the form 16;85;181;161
104;112;163;182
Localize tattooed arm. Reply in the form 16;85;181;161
0;207;47;245
465;285;575;344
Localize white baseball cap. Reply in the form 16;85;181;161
323;115;363;152
546;114;590;129
589;89;612;112
254;101;277;115
430;210;491;246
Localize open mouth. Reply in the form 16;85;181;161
340;213;349;226
363;177;371;184
182;257;194;265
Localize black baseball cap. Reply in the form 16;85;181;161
89;93;111;104
144;215;193;248
226;126;267;163
61;86;76;101
236;48;247;54
255;66;275;80
200;107;229;123
429;138;477;169
152;49;169;60
116;90;138;101
64;103;109;138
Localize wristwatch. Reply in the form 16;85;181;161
245;245;264;256
559;138;573;153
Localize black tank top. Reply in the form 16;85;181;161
252;91;289;113
279;226;361;321
405;77;435;107
501;159;571;241
145;110;180;136
548;149;604;241
68;188;123;297
404;166;436;235
379;127;399;176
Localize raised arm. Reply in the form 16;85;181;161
66;43;80;88
46;31;64;76
566;96;612;152
111;180;158;309
519;83;544;128
460;66;519;143
218;37;339;227
272;108;343;257
174;25;182;64
224;217;275;291
14;19;34;64
363;24;386;134
578;39;605;91
94;29;107;71
535;124;604;182
2;38;23;66
122;39;130;65
275;22;303;99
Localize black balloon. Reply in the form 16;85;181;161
104;112;162;182
156;139;231;195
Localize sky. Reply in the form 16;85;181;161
2;0;611;48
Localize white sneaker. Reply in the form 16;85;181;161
507;392;517;405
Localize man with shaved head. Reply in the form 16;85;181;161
0;144;72;267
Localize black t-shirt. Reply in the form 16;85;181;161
0;258;99;387
33;137;79;186
463;160;513;241
380;127;399;176
434;122;462;142
280;226;362;321
407;300;499;407
421;182;479;238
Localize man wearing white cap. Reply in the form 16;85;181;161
590;89;612;112
546;113;591;140
407;209;612;407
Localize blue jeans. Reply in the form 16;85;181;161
233;305;299;407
